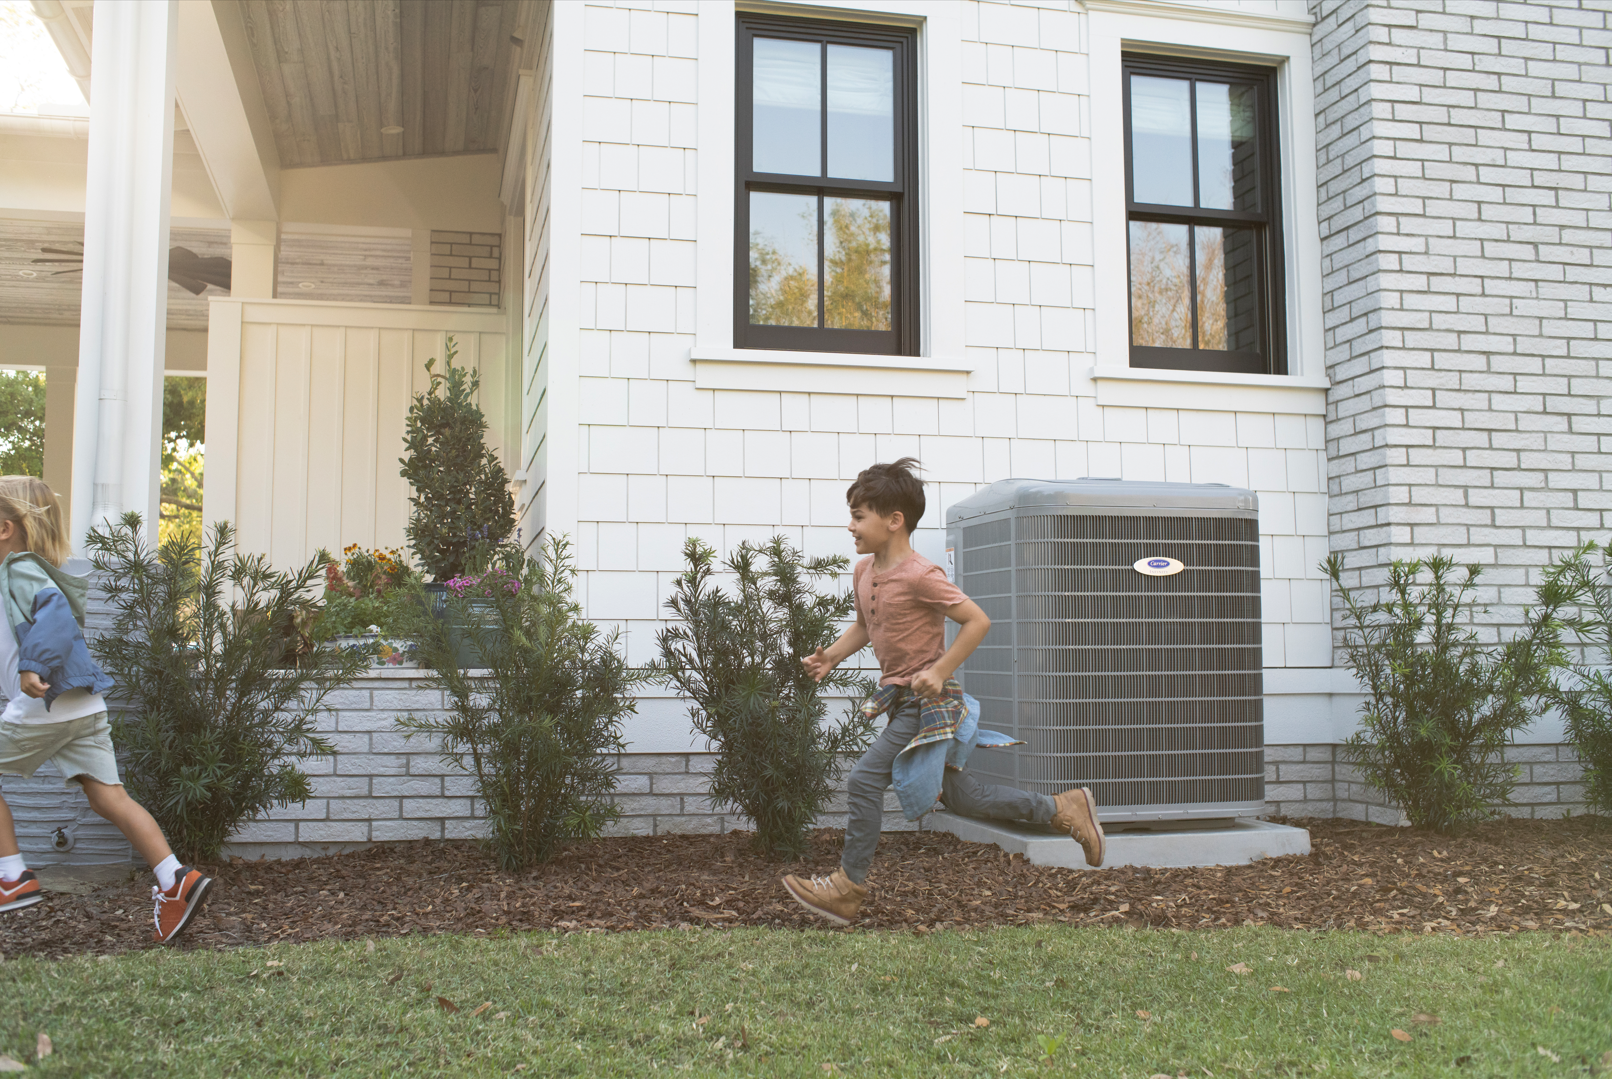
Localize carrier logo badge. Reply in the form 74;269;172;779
1134;556;1184;576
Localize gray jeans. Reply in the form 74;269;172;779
840;692;1054;884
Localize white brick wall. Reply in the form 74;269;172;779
1313;0;1612;626
221;671;918;858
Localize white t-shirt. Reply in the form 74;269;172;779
0;611;105;725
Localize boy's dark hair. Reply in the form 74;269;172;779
846;457;924;533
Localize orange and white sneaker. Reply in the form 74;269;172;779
0;870;42;913
151;867;213;943
781;868;868;925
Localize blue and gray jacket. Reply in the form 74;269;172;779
0;552;114;710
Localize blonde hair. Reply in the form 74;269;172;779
0;476;68;566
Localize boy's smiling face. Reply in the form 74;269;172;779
847;503;904;555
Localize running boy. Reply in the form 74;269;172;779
0;476;214;943
782;458;1103;924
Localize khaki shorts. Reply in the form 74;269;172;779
0;712;122;789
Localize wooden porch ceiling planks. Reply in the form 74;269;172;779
239;0;529;169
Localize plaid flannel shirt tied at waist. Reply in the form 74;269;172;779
862;681;1023;821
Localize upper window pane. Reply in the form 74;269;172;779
753;38;820;176
1196;82;1258;211
827;45;893;182
1129;75;1193;207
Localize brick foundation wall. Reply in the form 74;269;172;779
1263;742;1590;824
7;668;1590;865
221;670;919;860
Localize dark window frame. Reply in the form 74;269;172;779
1122;53;1286;376
735;13;919;356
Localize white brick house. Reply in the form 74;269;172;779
0;0;1599;860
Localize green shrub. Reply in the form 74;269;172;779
1324;553;1571;833
1539;542;1612;815
653;536;877;860
396;537;645;870
86;513;369;864
399;336;514;582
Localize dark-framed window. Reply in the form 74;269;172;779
1123;54;1285;375
735;14;918;355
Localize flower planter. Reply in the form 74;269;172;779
418;587;505;669
327;632;420;669
444;599;502;669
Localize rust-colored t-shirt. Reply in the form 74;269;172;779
853;552;968;686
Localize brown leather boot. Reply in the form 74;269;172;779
781;869;868;925
1050;787;1106;867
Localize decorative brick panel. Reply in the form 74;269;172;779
429;229;502;307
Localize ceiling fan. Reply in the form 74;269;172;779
31;242;232;295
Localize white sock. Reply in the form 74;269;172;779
153;854;181;892
0;853;25;880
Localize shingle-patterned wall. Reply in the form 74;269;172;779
1313;0;1612;612
566;0;1332;678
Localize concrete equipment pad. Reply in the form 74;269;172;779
34;863;139;895
928;812;1310;870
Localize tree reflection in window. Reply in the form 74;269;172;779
750;195;890;331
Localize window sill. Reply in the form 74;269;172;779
690;346;973;398
1089;365;1330;415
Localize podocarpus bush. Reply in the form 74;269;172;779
87;513;369;864
654;537;877;860
1324;553;1571;833
396;537;645;870
1539;542;1612;815
399;336;515;582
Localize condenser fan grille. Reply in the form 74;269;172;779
954;497;1265;822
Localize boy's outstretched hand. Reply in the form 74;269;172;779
19;671;49;698
801;647;836;682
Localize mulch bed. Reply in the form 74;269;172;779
4;816;1609;959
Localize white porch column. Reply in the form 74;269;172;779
69;0;177;552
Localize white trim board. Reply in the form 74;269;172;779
1091;365;1329;415
232;298;507;332
1082;0;1314;34
690;345;973;397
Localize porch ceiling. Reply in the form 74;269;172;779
238;0;535;169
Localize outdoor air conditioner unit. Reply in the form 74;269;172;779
946;478;1264;824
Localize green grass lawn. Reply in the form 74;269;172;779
3;926;1607;1077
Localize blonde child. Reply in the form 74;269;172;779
0;476;213;943
782;459;1104;924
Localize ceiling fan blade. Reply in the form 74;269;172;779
48;268;83;276
167;248;232;292
38;246;83;256
167;273;208;296
31;258;84;264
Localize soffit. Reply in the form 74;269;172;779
239;0;536;168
